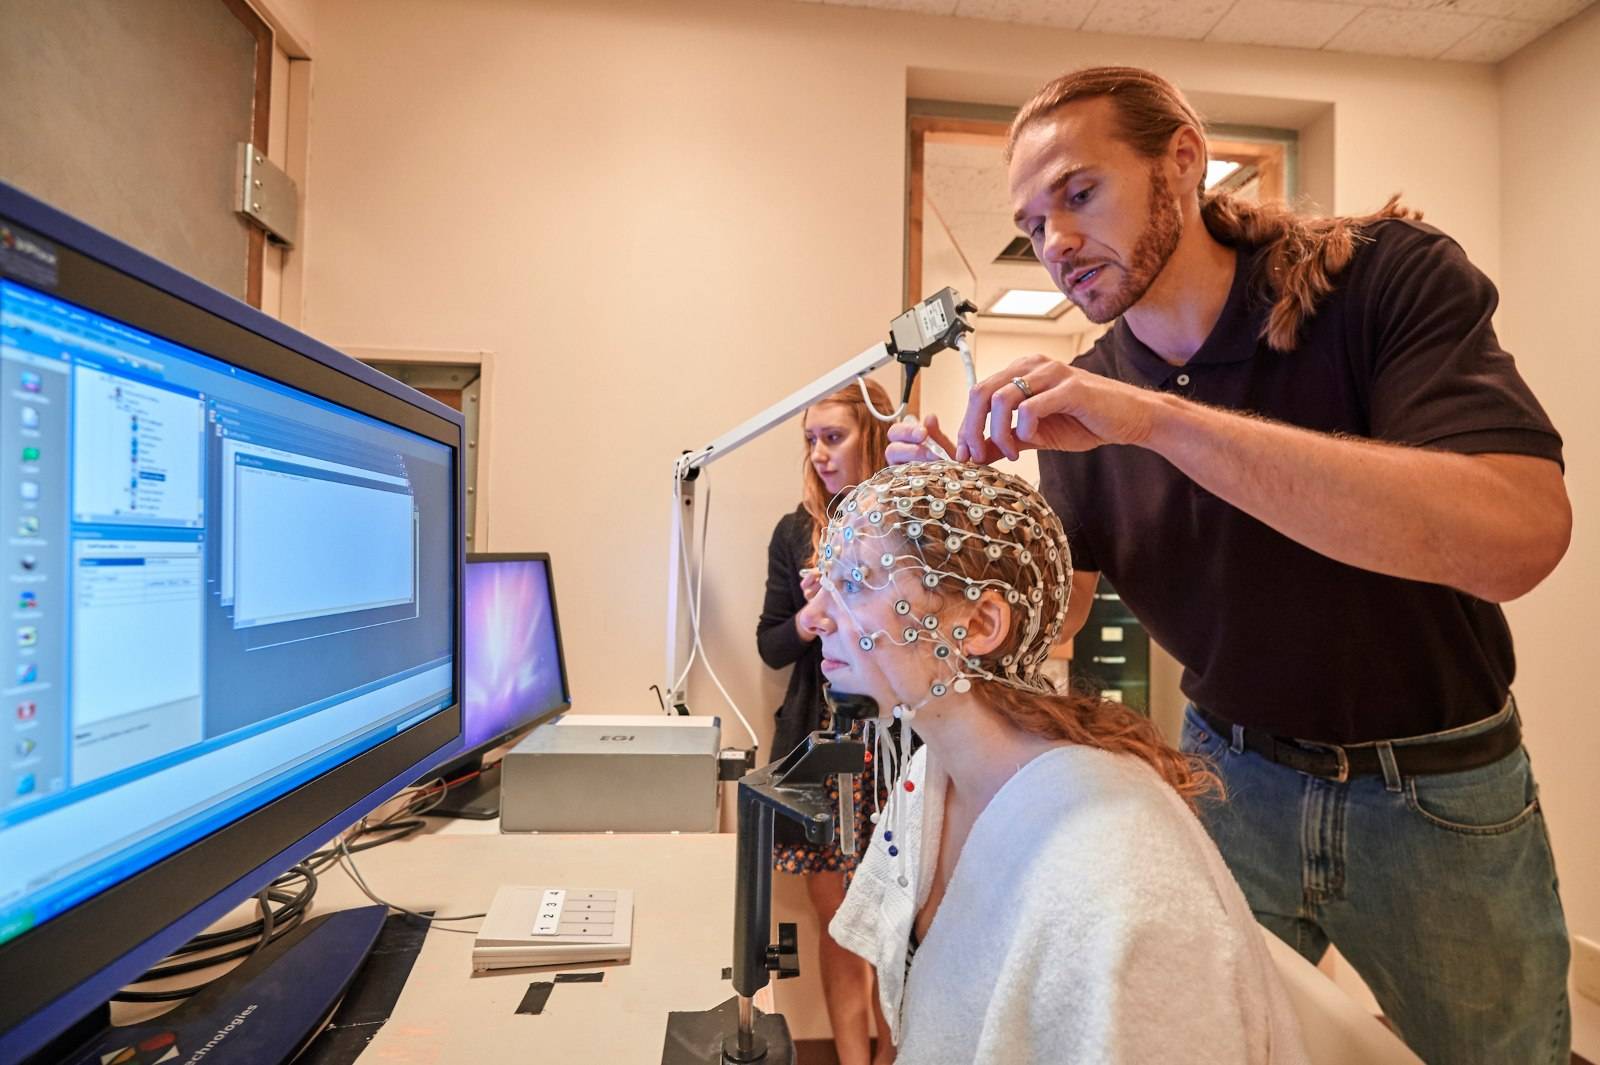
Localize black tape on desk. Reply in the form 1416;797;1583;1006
663;996;795;1065
554;971;604;983
517;981;555;1015
297;911;432;1065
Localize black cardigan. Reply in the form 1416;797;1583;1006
756;505;825;763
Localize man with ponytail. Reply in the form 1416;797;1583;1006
891;66;1571;1064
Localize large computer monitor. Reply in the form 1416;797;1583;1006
0;182;464;1061
425;553;571;819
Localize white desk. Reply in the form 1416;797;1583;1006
116;830;741;1063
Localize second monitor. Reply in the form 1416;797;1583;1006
425;553;571;818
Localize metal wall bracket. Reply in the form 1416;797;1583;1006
236;143;298;247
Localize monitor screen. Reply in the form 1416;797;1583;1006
0;183;462;1058
461;554;569;755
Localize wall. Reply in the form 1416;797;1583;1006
250;0;315;58
0;0;259;299
1497;2;1600;1036
299;0;1506;1037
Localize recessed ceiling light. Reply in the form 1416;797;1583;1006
987;289;1068;317
1205;160;1241;189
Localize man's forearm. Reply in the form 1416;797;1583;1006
1144;394;1570;602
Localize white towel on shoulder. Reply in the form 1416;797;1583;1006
830;744;1310;1065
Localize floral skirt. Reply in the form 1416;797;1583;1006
771;719;889;887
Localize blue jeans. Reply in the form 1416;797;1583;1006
1181;701;1570;1065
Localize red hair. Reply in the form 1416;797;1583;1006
800;379;893;555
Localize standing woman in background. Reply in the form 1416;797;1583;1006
757;377;895;1065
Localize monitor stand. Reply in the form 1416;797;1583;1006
427;761;503;820
37;905;387;1065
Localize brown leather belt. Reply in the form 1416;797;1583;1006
1192;706;1522;783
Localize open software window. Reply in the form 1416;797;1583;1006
72;367;205;527
69;539;204;784
229;444;417;631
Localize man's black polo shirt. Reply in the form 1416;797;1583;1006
1037;219;1563;744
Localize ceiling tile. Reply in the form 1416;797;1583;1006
1436;15;1548;57
927;140;1007;171
818;0;961;12
1372;0;1594;22
1349;0;1478;10
773;0;1598;59
1207;0;1365;49
954;0;1091;30
1080;0;1235;40
1323;6;1485;56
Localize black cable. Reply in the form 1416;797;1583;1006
128;886;312;981
112;886;291;1003
158;876;316;958
111;778;455;1003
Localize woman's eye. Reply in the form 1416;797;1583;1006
1070;186;1093;206
842;580;860;594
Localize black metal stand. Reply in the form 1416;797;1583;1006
424;761;503;820
661;721;867;1065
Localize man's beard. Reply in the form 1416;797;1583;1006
1075;166;1184;323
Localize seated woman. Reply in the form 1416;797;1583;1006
757;378;896;1065
798;460;1308;1064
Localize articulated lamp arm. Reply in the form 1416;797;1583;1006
663;288;977;713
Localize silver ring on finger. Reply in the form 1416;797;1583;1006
1011;376;1034;399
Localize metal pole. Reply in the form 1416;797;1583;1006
724;783;772;1062
835;772;855;855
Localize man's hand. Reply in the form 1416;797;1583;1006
955;355;1161;463
886;413;959;465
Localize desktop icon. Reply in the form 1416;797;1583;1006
19;555;37;571
17;626;37;647
16;515;38;536
15;773;35;796
18;591;37;610
15;663;37;684
18;481;39;501
15;737;34;758
19;371;41;393
15;701;36;722
20;406;39;429
21;446;39;463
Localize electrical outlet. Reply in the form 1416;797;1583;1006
1575;935;1600;1005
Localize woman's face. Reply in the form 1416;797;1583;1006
799;499;1000;715
803;402;866;498
798;461;1070;712
803;527;940;714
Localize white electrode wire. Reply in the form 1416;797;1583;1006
887;718;914;887
862;334;979;424
668;461;711;696
954;334;978;392
668;463;702;695
871;720;892;826
670;468;759;749
860;374;910;423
